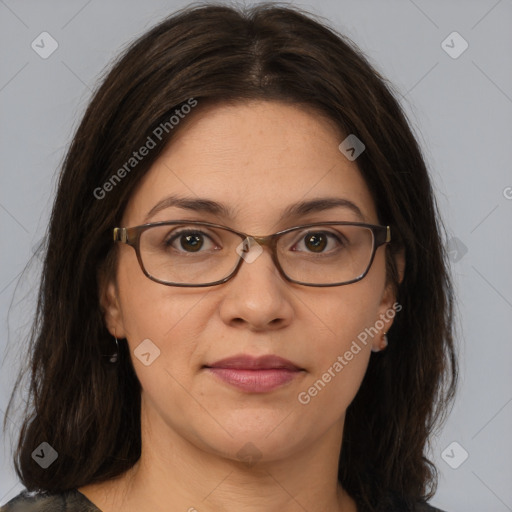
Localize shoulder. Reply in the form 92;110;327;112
0;489;101;512
412;501;447;512
384;495;448;512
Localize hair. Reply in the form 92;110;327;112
4;3;457;511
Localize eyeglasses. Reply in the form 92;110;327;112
113;220;391;287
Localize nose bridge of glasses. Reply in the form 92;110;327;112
233;234;286;285
238;234;280;262
249;235;275;248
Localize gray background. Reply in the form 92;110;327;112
1;0;511;510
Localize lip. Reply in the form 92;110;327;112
205;354;303;371
203;354;304;393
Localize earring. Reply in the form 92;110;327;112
109;336;119;363
371;332;388;353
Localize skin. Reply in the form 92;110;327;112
79;100;401;512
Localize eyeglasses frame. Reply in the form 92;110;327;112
113;220;391;288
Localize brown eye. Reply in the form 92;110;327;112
304;233;328;252
164;230;215;253
180;233;204;252
290;229;345;254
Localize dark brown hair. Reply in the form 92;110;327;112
4;3;457;511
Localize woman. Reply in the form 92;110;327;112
1;3;456;511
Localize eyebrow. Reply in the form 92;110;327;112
143;194;365;223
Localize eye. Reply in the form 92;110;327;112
292;230;344;253
166;230;218;253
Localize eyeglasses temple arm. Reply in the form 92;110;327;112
113;227;127;243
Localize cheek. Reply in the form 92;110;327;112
115;256;213;378
296;257;387;409
305;259;386;358
298;295;374;400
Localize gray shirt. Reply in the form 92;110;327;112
1;489;447;511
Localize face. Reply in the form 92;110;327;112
102;100;398;464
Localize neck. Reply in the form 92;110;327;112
80;398;357;512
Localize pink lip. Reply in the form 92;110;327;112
203;354;304;393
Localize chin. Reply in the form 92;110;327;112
196;424;308;465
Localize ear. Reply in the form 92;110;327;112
99;275;127;339
395;247;406;285
371;248;405;351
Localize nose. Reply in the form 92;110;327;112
218;242;294;331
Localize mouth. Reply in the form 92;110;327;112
203;354;305;393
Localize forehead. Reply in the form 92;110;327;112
122;100;379;230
